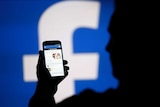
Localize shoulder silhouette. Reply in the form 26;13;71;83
29;0;157;107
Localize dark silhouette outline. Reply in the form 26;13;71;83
29;0;155;106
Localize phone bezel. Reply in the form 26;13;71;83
42;40;65;77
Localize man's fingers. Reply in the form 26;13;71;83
63;60;68;65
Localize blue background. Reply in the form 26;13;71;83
0;0;118;107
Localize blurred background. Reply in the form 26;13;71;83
0;0;118;107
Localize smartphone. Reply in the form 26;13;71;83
43;40;65;77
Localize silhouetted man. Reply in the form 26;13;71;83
29;0;155;107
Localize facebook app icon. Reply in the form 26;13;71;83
0;0;118;107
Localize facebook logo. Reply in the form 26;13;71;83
0;0;118;106
23;0;118;103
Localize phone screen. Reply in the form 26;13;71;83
43;41;65;77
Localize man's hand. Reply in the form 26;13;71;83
36;50;69;95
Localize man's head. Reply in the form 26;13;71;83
106;0;136;82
